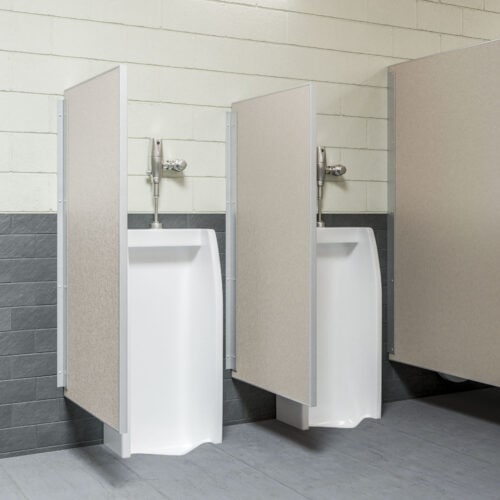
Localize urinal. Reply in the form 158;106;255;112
277;227;381;429
105;228;223;456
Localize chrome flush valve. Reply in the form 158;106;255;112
316;146;347;227
147;138;188;229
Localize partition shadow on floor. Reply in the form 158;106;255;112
224;418;330;453
420;387;500;425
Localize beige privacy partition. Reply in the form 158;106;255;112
59;66;128;432
228;85;317;405
389;41;500;386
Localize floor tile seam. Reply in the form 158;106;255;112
297;421;495;485
11;448;149;496
94;475;168;498
210;443;311;499
210;437;461;499
117;451;166;486
78;456;146;492
144;478;174;500
0;463;30;499
381;411;500;442
368;419;500;470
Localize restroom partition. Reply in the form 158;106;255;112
226;85;318;406
389;41;500;386
57;66;128;433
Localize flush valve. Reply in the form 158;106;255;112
316;146;347;228
147;138;188;229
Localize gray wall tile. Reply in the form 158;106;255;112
0;215;11;234
34;234;56;258
0;357;11;379
159;214;189;228
0;404;12;429
36;418;103;448
35;329;57;353
323;213;387;229
10;214;56;234
11;305;57;330
0;235;35;258
187;214;225;232
0;379;36;404
0;258;57;283
10;353;57;379
11;399;60;427
0;426;37;453
0;331;35;355
128;214;155;229
0;282;56;307
58;399;94;421
36;376;63;400
128;214;189;229
0;309;11;332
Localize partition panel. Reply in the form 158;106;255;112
62;66;128;431
390;41;500;385
230;85;317;405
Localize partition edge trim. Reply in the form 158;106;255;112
225;110;237;371
308;83;317;407
119;64;129;434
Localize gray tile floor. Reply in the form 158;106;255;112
1;388;500;499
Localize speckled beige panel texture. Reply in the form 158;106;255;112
64;68;123;429
232;86;316;405
390;41;500;386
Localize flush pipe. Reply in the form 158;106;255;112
147;138;187;229
316;146;347;228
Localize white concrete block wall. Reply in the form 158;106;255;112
0;0;499;213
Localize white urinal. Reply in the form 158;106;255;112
105;229;223;456
277;227;381;430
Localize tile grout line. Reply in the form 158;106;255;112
0;462;29;499
0;2;493;45
210;443;311;500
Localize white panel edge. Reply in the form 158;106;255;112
103;423;131;459
276;395;309;430
119;64;129;434
308;83;317;407
225;111;237;371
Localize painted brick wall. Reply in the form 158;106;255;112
1;0;500;213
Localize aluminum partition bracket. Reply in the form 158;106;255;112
57;98;68;388
225;111;237;371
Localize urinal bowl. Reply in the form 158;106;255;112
104;228;223;457
277;227;382;430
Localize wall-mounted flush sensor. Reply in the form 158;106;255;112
316;146;347;228
147;139;187;229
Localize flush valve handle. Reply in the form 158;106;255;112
325;164;347;176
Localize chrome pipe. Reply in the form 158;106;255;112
317;147;327;227
150;138;163;229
